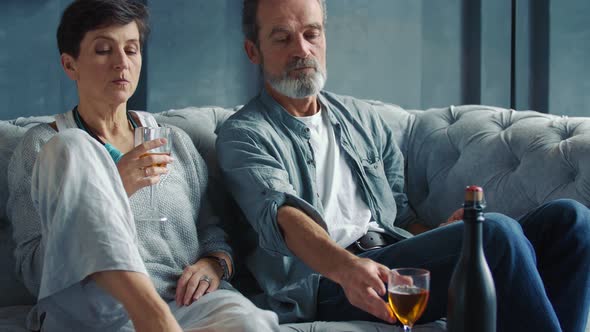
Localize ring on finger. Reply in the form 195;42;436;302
200;275;212;284
144;167;149;177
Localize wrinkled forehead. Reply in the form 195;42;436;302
257;0;324;32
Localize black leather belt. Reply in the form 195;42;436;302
346;231;390;254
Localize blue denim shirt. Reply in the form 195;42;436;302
216;89;416;322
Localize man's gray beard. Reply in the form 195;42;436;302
265;67;327;99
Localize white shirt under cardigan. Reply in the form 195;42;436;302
297;109;384;248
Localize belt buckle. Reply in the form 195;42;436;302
354;239;382;252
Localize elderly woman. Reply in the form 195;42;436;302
6;1;279;331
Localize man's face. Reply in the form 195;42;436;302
250;0;327;99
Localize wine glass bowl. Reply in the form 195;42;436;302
387;268;430;331
134;126;172;222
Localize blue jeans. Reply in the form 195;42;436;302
316;199;590;332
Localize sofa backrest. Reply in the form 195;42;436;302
155;106;236;178
2;102;590;308
156;102;590;233
404;105;590;225
0;116;54;306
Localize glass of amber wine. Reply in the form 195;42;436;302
388;268;430;332
134;126;172;222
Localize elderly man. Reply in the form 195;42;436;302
216;0;590;331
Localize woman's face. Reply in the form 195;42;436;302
63;21;142;107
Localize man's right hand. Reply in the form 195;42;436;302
278;206;397;323
331;256;397;324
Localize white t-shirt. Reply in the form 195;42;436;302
298;108;384;248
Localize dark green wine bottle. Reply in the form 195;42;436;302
447;185;497;332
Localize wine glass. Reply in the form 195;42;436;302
387;268;430;332
134;126;172;222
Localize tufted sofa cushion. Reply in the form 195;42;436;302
154;106;236;176
0;116;54;307
402;105;590;226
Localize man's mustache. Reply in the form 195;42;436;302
286;57;320;72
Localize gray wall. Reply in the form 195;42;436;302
549;0;590;117
147;0;258;111
1;0;589;120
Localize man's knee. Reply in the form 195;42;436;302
529;199;590;244
547;199;590;252
481;214;533;258
543;199;590;226
482;213;525;242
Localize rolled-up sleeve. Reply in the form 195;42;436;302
216;127;322;257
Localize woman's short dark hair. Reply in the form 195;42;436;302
57;0;150;58
242;0;326;45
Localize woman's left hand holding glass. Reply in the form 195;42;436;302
117;138;174;197
175;258;224;307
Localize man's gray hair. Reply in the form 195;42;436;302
242;0;327;44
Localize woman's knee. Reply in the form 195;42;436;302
43;129;98;154
236;307;280;332
204;291;280;331
38;129;104;169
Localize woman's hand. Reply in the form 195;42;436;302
175;258;224;307
439;208;464;227
117;138;174;197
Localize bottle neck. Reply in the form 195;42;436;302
461;209;485;259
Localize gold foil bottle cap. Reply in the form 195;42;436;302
464;185;486;209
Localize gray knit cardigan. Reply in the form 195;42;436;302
7;123;233;301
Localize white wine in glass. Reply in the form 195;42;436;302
388;268;430;332
134;126;172;222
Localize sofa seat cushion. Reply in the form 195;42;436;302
0;304;445;332
0;305;30;332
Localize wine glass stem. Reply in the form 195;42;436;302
150;183;157;211
403;326;411;332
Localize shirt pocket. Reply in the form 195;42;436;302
361;153;391;197
361;153;387;180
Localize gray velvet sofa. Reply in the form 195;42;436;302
1;101;589;331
